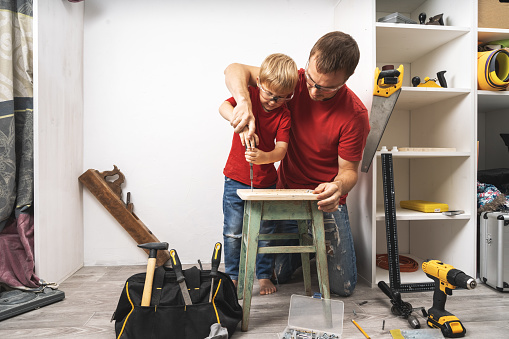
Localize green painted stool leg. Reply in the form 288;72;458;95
311;202;330;299
237;201;251;299
238;198;331;331
241;201;262;332
298;219;312;296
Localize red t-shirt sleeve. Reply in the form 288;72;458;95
337;106;370;162
275;107;291;144
226;96;236;106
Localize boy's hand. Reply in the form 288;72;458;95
245;148;268;165
231;101;256;139
239;127;259;149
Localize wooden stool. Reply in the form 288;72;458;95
237;189;330;331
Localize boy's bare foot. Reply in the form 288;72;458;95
259;278;277;295
232;280;238;288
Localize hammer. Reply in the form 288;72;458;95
138;242;169;306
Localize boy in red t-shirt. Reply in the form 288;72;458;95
219;53;298;295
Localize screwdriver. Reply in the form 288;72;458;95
209;242;222;302
245;143;254;191
250;163;253;192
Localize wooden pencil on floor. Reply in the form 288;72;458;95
352;319;371;339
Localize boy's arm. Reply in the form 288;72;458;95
246;141;288;165
224;63;260;138
267;141;288;163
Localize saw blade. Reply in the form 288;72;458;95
361;88;401;173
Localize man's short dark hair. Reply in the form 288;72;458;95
309;31;360;78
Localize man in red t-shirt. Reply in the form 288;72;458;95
224;32;369;296
220;53;297;295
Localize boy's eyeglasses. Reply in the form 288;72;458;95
304;63;344;93
258;82;294;102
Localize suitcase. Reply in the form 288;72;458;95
480;211;509;292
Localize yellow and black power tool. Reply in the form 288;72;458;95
422;260;477;338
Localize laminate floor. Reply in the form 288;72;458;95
0;264;508;339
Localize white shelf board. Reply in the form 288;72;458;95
376;206;471;221
395;87;470;110
376;24;470;63
478;90;509;113
375;253;430;284
478;28;509;43
375;151;470;158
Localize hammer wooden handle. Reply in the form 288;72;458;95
141;258;157;306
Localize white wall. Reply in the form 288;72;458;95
83;0;336;265
35;0;84;283
333;0;376;285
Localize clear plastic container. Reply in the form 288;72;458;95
279;294;344;339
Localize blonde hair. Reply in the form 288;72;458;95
259;53;298;94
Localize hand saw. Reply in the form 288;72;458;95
361;64;404;173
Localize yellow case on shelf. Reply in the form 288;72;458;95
400;200;449;213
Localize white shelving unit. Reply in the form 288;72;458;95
396;87;470;110
334;0;477;287
375;24;470;63
477;25;509;170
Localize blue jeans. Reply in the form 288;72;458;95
272;205;357;296
222;177;275;280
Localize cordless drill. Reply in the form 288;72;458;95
422;260;477;338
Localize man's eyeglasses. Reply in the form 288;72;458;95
258;82;294;102
304;65;344;93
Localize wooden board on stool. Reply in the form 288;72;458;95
237;189;318;201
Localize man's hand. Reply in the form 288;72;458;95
314;158;360;212
239;127;259;149
314;182;343;212
231;100;256;139
224;63;260;139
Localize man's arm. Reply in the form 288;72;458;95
219;100;259;147
314;157;360;212
224;63;260;138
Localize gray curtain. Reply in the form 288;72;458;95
0;0;34;232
